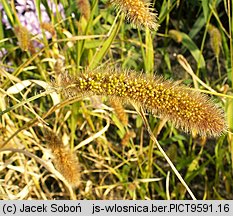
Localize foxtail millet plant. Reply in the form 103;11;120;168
44;130;80;187
110;0;159;30
53;68;226;137
109;98;128;126
208;24;222;59
40;22;56;37
14;26;35;53
121;131;136;146
76;0;91;20
208;24;222;77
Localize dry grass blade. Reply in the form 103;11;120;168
134;104;197;200
74;117;110;150
0;148;76;200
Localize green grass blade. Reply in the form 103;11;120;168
1;0;14;26
145;28;154;74
189;13;206;39
181;32;206;70
202;0;210;22
89;15;123;70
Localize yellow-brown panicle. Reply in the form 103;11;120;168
45;130;80;187
76;0;91;20
40;22;56;37
14;26;32;51
54;68;226;137
109;98;128;126
110;0;159;30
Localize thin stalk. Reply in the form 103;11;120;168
135;105;197;200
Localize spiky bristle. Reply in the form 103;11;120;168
110;0;159;30
53;68;226;137
109;98;128;126
76;0;91;20
208;24;222;58
45;130;80;187
14;26;31;51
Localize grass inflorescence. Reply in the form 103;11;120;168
54;68;226;137
109;98;128;127
110;0;159;30
14;26;35;53
76;0;91;20
44;129;81;187
208;24;222;58
0;0;232;200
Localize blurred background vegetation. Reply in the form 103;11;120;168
0;0;233;199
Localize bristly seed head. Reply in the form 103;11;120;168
110;0;159;30
54;68;227;137
208;24;222;58
76;0;91;20
44;130;80;187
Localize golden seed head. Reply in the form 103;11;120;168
110;0;159;30
76;0;91;20
55;68;226;137
14;26;31;51
40;22;56;36
109;98;128;126
45;130;80;187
